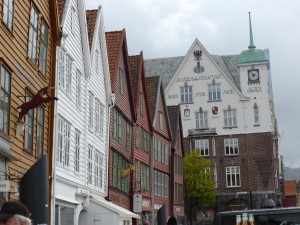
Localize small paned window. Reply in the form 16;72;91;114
224;109;237;127
140;93;144;117
39;21;49;75
126;121;132;151
113;109;122;142
74;130;80;173
65;54;72;95
180;86;193;103
87;146;93;184
58;49;65;88
3;0;14;31
208;84;221;101
112;151;129;193
141;163;149;191
226;166;241;187
195;139;209;156
224;138;239;155
24;94;34;153
0;65;11;134
196;111;208;129
135;126;139;148
57;116;71;167
75;71;81;109
88;92;94;130
94;150;104;188
28;5;39;64
159;112;163;130
141;128;149;152
36;106;45;158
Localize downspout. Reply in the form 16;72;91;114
105;93;115;198
170;147;175;217
151;130;155;225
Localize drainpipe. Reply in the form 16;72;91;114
151;130;155;225
105;93;115;199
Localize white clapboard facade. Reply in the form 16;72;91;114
51;1;123;224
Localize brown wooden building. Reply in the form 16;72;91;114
129;52;153;225
0;0;60;222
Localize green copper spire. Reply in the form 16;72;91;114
248;12;256;49
237;12;268;65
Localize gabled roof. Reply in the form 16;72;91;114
86;10;98;50
57;0;66;23
105;31;123;83
129;55;140;103
105;29;136;120
145;76;173;140
129;52;152;128
145;76;160;122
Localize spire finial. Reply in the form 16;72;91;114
248;12;256;49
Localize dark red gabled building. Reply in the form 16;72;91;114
146;76;173;223
129;52;153;224
105;29;136;213
167;105;185;224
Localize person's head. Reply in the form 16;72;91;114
0;201;31;225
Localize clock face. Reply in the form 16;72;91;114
248;69;259;81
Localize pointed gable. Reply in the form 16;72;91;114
105;31;123;83
167;105;184;152
129;55;140;103
86;10;98;50
145;76;160;122
57;0;66;23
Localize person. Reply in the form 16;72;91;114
0;201;31;225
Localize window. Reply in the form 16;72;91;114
94;150;104;188
153;170;168;198
119;68;124;95
65;54;72;95
36;106;45;158
141;128;149;152
55;205;74;225
226;166;241;187
180;86;192;103
57;116;71;166
95;99;100;134
0;65;11;134
208;83;221;101
140;93;144;117
224;109;237;127
195;139;209;156
58;49;73;94
254;103;259;125
135;126;139;148
75;71;81;108
39;21;48;75
224;138;239;155
196;111;208;129
175;183;184;204
126;121;132;151
112;151;129;193
74;130;80;172
3;0;14;31
87;146;93;184
113;109;122;142
141;163;149;191
28;5;39;64
25;94;34;153
58;49;65;88
88;92;94;130
159;112;163;130
135;160;139;190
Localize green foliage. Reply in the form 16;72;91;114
183;149;216;208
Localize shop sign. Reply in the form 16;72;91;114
133;194;142;213
0;180;10;192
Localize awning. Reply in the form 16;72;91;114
91;195;140;219
56;195;81;205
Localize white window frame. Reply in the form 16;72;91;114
208;83;221;101
57;116;71;167
226;166;241;187
75;70;81;109
0;65;11;134
28;5;39;64
87;146;93;184
88;91;94;130
196;111;208;129
65;54;72;96
95;98;100;134
224;138;239;155
39;21;48;75
58;49;65;89
94;150;104;188
74;129;80;173
195;139;209;156
180;86;193;103
224;109;237;127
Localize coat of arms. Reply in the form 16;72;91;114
212;106;218;115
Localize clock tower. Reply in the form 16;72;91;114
237;12;269;97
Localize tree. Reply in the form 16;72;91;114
183;149;216;223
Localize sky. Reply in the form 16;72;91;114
85;0;300;168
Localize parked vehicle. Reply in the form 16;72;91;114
213;207;300;225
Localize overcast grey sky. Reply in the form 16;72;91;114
85;0;300;168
